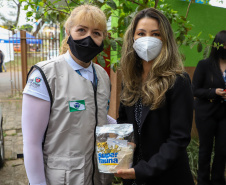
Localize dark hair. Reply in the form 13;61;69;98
209;30;226;61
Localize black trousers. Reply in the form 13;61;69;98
195;104;226;185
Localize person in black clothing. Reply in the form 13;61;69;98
0;50;3;72
115;8;194;185
192;30;226;185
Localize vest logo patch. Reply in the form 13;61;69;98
35;77;41;83
27;77;42;88
69;100;86;112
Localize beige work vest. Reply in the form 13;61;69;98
33;55;112;185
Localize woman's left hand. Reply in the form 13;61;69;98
114;168;136;179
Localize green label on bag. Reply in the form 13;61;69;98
69;100;86;112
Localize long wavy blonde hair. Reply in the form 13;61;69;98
120;8;184;110
60;4;107;54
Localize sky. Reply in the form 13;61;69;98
0;1;34;27
0;0;225;28
209;0;226;8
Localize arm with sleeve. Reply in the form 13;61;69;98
134;74;194;180
22;94;50;185
107;114;117;124
22;69;50;185
192;60;217;99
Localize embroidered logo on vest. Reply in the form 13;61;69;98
69;100;86;112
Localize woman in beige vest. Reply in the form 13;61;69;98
22;4;112;185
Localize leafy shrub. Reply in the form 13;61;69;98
187;137;199;184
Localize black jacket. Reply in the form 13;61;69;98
192;58;226;118
117;73;194;185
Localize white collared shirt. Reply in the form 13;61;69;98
23;51;94;102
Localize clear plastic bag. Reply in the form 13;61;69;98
96;124;134;173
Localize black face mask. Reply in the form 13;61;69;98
67;35;104;63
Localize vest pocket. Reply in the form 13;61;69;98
46;156;85;185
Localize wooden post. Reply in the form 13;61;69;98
108;69;122;119
184;66;198;138
20;30;28;89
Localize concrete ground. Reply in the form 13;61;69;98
0;71;28;185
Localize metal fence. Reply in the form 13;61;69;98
8;30;60;97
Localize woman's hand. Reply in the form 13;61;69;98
128;142;136;149
114;168;136;179
215;88;226;98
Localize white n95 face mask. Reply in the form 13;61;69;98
133;37;162;62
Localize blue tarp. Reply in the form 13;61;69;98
0;39;12;43
8;32;42;44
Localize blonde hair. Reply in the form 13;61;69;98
60;4;107;54
120;8;184;110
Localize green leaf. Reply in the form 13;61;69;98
24;5;28;10
110;39;117;51
110;59;120;72
58;12;66;22
97;55;106;67
190;41;197;49
203;45;210;59
135;5;144;12
26;11;33;17
106;0;117;10
123;4;130;13
197;31;202;38
124;16;130;27
179;33;185;42
104;37;111;46
101;52;108;57
104;9;112;20
208;34;214;39
39;2;44;7
53;0;60;4
197;42;203;53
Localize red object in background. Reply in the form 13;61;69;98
223;89;226;92
13;45;21;52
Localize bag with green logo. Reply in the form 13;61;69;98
96;124;134;173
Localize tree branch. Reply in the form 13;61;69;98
144;0;149;5
44;2;70;16
12;0;17;5
127;0;143;6
64;0;69;7
14;2;21;28
33;19;45;36
154;0;159;9
108;35;122;47
70;0;81;5
185;1;192;20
